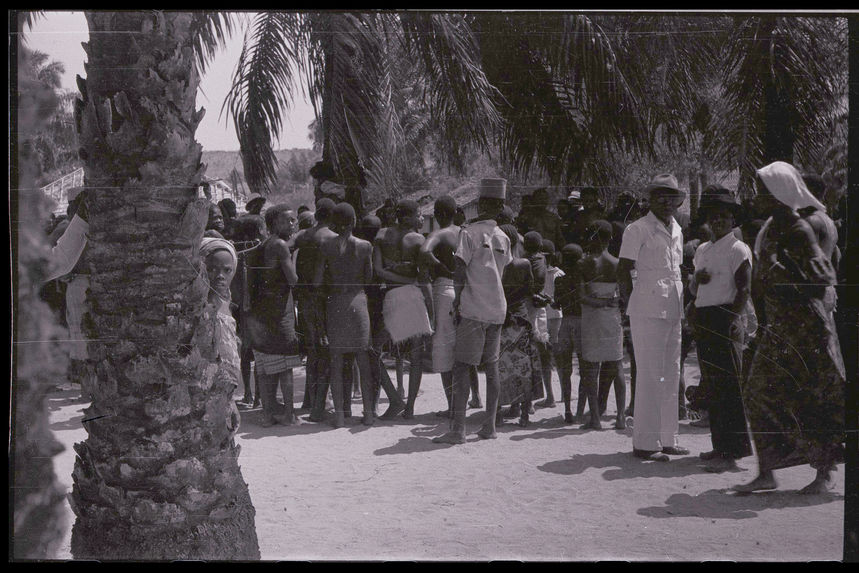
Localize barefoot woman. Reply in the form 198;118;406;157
734;162;845;494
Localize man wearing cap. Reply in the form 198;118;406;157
433;178;513;444
618;174;689;461
687;187;753;472
373;199;432;419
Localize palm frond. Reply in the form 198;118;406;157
190;11;236;74
223;12;306;193
705;16;846;190
399;12;502;164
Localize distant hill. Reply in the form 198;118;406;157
201;148;320;185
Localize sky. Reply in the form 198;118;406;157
24;11;316;151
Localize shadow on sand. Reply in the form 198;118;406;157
637;488;844;520
539;451;709;480
371;412;491;455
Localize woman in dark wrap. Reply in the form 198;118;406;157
734;162;845;495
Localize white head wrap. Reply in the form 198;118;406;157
201;237;238;271
756;161;825;212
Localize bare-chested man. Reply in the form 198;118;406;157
247;204;301;427
420;196;481;416
374;199;433;419
314;202;375;427
292;198;337;419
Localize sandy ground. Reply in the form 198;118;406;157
46;351;845;562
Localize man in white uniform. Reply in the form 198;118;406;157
618;174;689;462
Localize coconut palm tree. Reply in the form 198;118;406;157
66;11;260;559
706;15;847;196
224;11;501;202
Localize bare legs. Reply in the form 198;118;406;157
241;347;254;404
478;360;500;439
437;371;454;417
578;359;603;430
534;340;555;407
403;340;424;419
258;369;295;426
468;367;482;409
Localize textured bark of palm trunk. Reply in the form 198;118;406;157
69;11;259;560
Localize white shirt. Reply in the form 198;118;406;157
45;214;89;283
693;233;752;308
456;220;513;325
618;211;683;319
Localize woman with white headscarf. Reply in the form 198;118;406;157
200;237;242;437
734;162;845;495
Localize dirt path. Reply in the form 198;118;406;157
46;354;845;561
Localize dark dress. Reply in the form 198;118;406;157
744;216;845;472
498;260;544;406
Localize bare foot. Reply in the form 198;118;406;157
703;457;739;473
614;416;626;430
362;413;375;426
435;409;452;418
274;412;297;426
432;431;466;445
535;399;555;409
379;402;406;420
477;427;497;440
732;473;777;494
580;419;603;431
260;415;277;428
307;411;325;423
501;406;520;419
402;405;415;420
517;416;529;428
252;397;261;409
799;472;835;495
564;412;574;424
331;413;345;428
242;392;254;404
468;398;483;410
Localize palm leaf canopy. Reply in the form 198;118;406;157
706;15;847;193
470;12;654;186
225;11;500;196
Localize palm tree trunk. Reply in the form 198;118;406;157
760;16;795;164
69;11;259;560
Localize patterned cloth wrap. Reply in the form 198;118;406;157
382;284;433;344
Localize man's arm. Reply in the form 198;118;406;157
617;257;635;310
419;231;446;275
276;240;298;286
730;260;752;315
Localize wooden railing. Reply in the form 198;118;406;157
41;167;84;213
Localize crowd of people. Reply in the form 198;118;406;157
43;159;847;496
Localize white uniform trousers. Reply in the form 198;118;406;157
630;315;681;451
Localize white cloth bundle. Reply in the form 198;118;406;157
383;284;433;344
